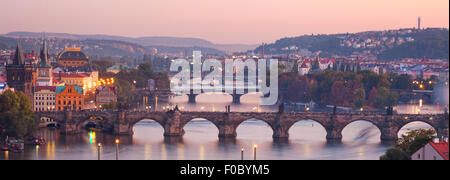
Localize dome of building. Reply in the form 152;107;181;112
58;47;88;60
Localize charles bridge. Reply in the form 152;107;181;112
35;110;449;142
35;110;449;141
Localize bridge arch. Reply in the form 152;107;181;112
182;118;221;140
131;119;166;141
181;118;221;133
288;119;328;141
341;120;382;143
128;116;166;135
76;115;112;132
235;118;275;139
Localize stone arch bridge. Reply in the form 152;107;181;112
35;110;449;142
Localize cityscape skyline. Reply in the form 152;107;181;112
0;0;448;44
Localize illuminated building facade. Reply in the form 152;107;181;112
56;85;84;111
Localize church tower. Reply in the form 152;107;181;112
36;38;53;86
6;41;35;99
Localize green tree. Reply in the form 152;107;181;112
380;148;411;160
380;129;437;160
138;62;154;77
0;90;38;139
92;60;114;78
353;88;366;108
397;129;436;155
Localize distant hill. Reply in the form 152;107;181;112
377;29;449;60
4;32;257;53
254;28;449;60
0;42;6;50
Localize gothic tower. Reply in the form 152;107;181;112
36;38;53;86
6;41;35;100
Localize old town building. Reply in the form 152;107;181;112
95;86;117;107
56;85;84;111
34;86;56;112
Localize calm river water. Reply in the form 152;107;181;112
1;94;442;160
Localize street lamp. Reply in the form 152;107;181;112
115;139;120;160
97;143;102;160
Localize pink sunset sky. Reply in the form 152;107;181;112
0;0;448;44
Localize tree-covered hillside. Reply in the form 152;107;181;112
378;29;449;60
254;28;449;60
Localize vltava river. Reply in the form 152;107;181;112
1;94;441;160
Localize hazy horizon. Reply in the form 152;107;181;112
0;0;448;44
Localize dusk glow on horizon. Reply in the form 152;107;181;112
0;0;448;44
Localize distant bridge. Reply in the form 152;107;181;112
391;89;434;103
35;110;449;142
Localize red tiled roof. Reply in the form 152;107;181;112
430;141;449;160
53;73;89;78
35;86;56;92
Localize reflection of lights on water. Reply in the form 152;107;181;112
145;144;151;160
358;147;365;159
304;144;311;157
161;144;167;160
4;151;8;160
89;131;96;144
178;144;184;160
200;145;205;160
419;99;423;107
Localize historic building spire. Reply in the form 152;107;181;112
36;36;53;86
13;40;25;65
39;37;51;68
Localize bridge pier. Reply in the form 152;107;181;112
188;94;198;103
272;116;289;139
232;94;242;104
325;116;343;142
326;128;343;142
273;129;289;139
59;111;80;135
218;125;237;138
60;123;79;135
164;110;185;137
380;117;399;141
